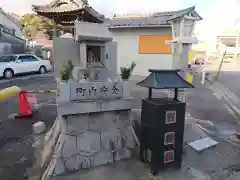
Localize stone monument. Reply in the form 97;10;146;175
167;10;202;101
41;21;137;180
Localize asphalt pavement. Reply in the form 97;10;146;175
0;74;57;180
219;71;240;99
0;71;239;180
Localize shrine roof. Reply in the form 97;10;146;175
32;0;104;23
32;0;85;12
107;6;203;28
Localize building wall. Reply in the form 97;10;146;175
0;42;11;56
0;9;22;38
109;27;173;76
0;9;25;54
0;30;25;53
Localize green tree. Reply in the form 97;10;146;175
19;14;56;39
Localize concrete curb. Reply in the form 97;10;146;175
209;83;240;125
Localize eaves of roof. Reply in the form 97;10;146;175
0;8;21;28
108;6;203;29
32;0;105;22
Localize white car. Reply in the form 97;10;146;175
0;54;52;79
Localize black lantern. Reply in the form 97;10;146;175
137;69;194;100
137;69;194;175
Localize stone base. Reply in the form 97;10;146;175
57;97;133;115
41;110;137;180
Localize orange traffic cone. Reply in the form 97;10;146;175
15;91;34;120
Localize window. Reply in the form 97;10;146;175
18;55;39;62
139;34;173;54
165;110;177;124
164;132;175;145
0;55;17;62
164;150;174;164
2;27;15;35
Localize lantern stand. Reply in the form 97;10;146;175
167;8;202;102
137;69;194;175
174;88;179;100
148;88;152;100
148;87;179;101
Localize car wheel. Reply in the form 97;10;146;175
4;69;14;79
39;66;46;74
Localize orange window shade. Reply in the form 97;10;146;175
139;35;173;54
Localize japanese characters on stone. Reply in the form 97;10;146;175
71;82;123;100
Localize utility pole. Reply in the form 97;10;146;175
201;48;207;84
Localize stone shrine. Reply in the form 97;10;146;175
41;21;137;180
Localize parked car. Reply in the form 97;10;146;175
194;57;204;65
0;54;52;79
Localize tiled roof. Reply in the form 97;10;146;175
107;6;203;28
32;0;84;12
32;0;104;22
0;8;21;28
34;38;52;46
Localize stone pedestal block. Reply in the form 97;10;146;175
41;110;137;180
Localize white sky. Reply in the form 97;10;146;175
0;0;240;43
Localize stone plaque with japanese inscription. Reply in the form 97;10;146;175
70;82;123;100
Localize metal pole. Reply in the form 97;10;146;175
201;71;205;84
148;88;152;100
174;88;178;100
201;48;207;84
235;31;239;66
215;50;226;82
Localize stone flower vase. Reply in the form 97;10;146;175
122;79;131;97
57;78;71;102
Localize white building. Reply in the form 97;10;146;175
0;8;22;38
107;6;202;76
0;8;25;55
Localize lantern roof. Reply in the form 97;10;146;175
167;6;203;22
137;69;194;89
